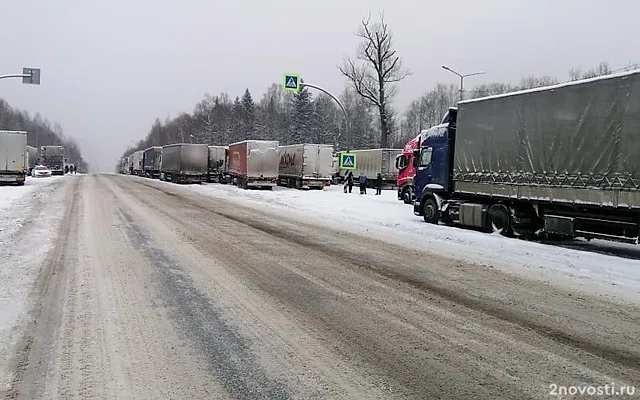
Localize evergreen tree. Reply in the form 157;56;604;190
241;89;256;139
231;97;244;142
290;87;313;144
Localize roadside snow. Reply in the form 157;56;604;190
142;178;640;305
0;176;67;388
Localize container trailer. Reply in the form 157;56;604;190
277;143;333;189
227;140;279;189
413;70;640;244
160;143;208;184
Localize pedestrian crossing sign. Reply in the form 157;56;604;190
340;153;356;170
283;73;301;92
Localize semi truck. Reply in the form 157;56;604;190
26;145;38;175
160;143;208;184
396;135;421;204
143;146;162;178
207;145;227;182
228;140;279;189
337;148;402;187
40;145;64;175
0;130;27;185
413;70;640;244
277;143;333;189
131;150;144;176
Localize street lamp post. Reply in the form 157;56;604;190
0;68;41;84
442;65;485;101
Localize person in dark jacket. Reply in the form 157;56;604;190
64;165;69;174
358;173;367;194
375;173;382;195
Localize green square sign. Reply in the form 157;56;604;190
340;153;356;170
283;74;301;92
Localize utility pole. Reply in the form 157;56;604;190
442;65;485;101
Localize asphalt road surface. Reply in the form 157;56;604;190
2;175;639;399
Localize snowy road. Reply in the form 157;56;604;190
1;174;639;399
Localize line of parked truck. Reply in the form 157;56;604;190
1;130;70;185
394;70;640;246
119;140;405;190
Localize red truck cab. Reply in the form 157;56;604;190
395;134;420;204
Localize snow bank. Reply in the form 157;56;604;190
158;179;640;304
0;176;66;388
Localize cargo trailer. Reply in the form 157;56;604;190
40;145;65;175
0;131;27;185
160;143;208;184
414;70;640;244
143;147;162;178
131;150;144;176
207;145;227;182
337;148;402;187
227;140;278;189
277;143;333;189
26;145;38;175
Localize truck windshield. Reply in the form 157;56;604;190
419;148;432;167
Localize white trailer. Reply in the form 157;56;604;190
0;131;28;185
337;148;402;187
207;145;227;182
227;140;279;189
277;143;333;189
131;150;144;176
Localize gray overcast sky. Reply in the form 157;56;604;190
1;0;638;172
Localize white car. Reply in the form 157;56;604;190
32;165;52;178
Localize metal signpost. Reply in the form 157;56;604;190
0;67;41;84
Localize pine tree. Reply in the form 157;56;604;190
241;89;256;140
290;87;313;144
231;97;243;142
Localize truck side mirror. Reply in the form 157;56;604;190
412;149;420;168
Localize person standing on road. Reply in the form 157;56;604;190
358;173;367;195
375;173;382;195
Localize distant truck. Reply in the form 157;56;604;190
40;145;64;175
337;148;402;187
277;143;333;189
228;140;279;189
131;150;144;176
0;130;27;185
26;145;38;176
396;135;421;204
207;145;227;182
143;147;162;178
160;143;208;184
413;70;640;245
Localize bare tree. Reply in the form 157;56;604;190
339;12;410;148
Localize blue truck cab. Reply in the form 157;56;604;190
413;108;457;219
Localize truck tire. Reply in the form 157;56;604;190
422;198;439;224
402;187;413;204
488;204;513;237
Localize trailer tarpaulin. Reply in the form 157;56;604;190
455;71;640;194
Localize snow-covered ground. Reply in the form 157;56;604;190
0;176;67;386
152;179;640;305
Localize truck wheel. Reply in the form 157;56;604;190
422;198;439;224
403;187;413;204
488;204;513;237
